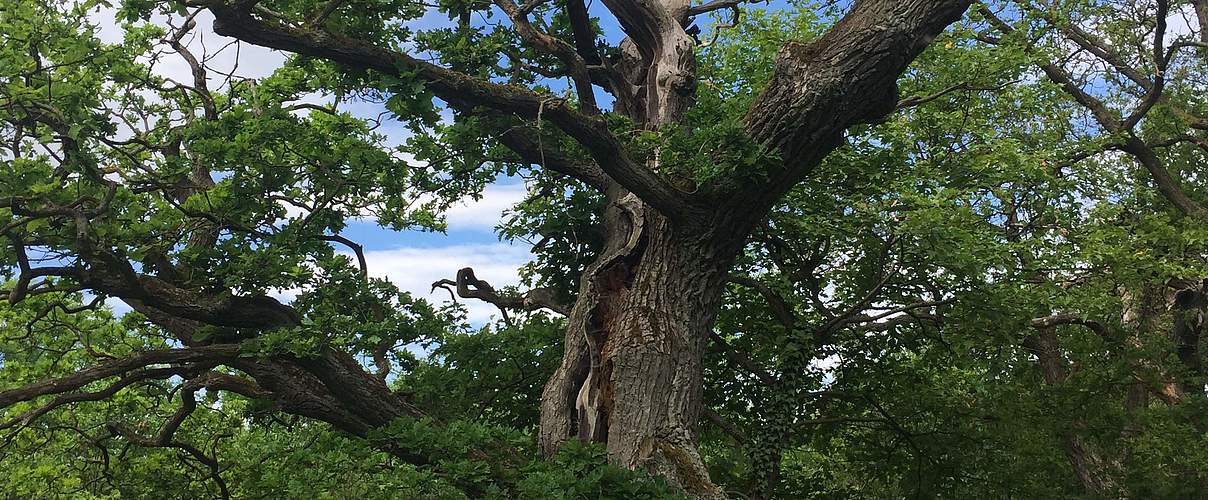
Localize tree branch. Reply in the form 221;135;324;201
205;2;700;222
1031;312;1113;342
740;0;973;216
0;345;239;410
432;267;570;319
709;332;775;385
104;377;230;499
726;274;794;330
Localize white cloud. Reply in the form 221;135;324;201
109;242;533;325
444;183;528;231
81;7;535;327
1167;3;1201;39
363;243;532;324
280;180;529;233
93;8;287;83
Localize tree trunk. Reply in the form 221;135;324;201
540;192;737;498
1024;327;1124;496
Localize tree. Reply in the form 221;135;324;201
5;0;1208;498
0;0;974;496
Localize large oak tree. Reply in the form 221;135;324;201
5;0;1208;498
0;0;971;496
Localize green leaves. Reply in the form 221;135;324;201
383;69;439;126
515;441;686;500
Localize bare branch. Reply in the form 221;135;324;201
687;0;755;17
432;267;570;318
316;234;368;279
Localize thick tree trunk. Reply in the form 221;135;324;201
540;192;736;498
538;2;972;495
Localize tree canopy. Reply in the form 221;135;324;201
2;0;1208;498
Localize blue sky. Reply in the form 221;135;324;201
87;5;585;322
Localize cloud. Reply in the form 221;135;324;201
90;8;287;87
445;183;528;231
1167;4;1201;39
362;243;532;324
109;241;533;325
279;180;529;235
104;297;132;316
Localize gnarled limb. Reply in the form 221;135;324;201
204;0;701;222
0;366;196;439
0;345;239;409
741;0;973;213
432;267;570;319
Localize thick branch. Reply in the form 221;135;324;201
686;0;752;17
1031;312;1112;341
0;366;191;433
78;265;300;330
317;234;368;278
740;0;972;213
496;127;610;191
206;2;699;222
702;407;748;443
1120;136;1208;218
0;345;239;409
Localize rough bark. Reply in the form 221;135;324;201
1171;283;1206;390
739;0;972;212
540;192;737;498
534;3;971;494
1195;0;1208;45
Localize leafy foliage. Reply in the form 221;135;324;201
3;0;1208;499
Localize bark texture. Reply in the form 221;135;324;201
536;2;971;494
540;193;737;498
